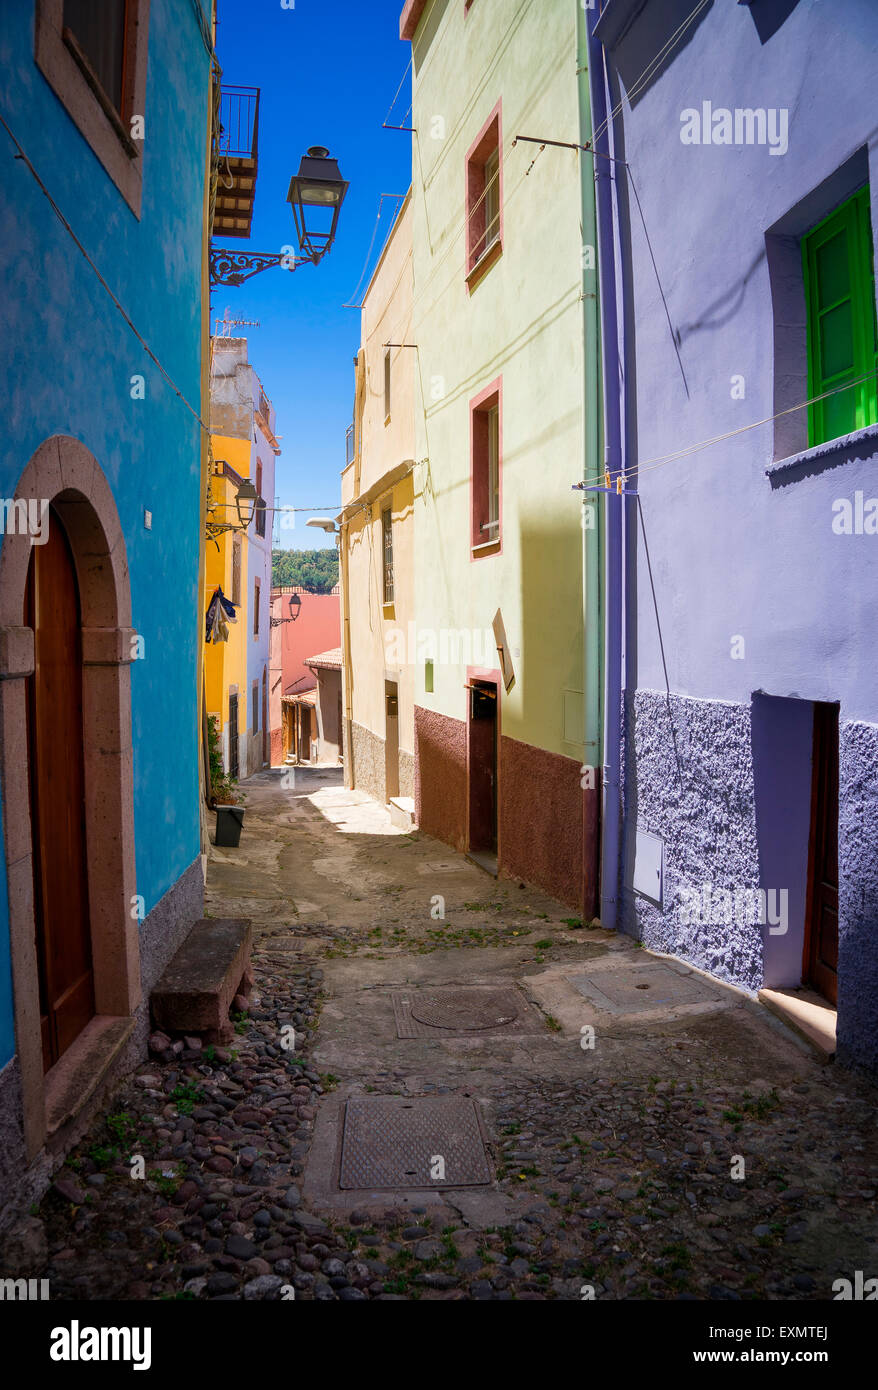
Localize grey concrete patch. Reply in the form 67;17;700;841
568;961;723;1015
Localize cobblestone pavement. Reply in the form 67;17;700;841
20;770;878;1300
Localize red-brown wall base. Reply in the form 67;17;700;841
414;705;467;850
414;705;599;913
500;734;598;913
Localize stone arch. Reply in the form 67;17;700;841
0;436;140;1159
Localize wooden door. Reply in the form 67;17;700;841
262;669;268;767
25;507;95;1070
803;702;839;1004
228;693;239;778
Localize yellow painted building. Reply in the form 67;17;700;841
340;192;416;819
206;336;278;780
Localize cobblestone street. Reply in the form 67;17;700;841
20;771;878;1301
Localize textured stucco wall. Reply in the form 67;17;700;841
351;721;386;805
837;719;878;1077
622;691;764;993
606;0;878;1073
0;0;209;1068
398;748;415;801
414;706;467;851
499;735;588;910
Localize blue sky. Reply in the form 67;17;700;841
213;0;411;551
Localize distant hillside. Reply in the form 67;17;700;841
272;548;339;594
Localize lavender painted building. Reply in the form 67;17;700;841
591;0;878;1075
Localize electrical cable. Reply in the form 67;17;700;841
574;367;878;492
0;106;211;435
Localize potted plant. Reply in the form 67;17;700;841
208;715;246;847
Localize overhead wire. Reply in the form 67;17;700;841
575;368;878;493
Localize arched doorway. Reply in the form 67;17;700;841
0;436;140;1158
24;506;95;1070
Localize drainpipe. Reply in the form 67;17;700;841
587;9;624;931
576;0;602;920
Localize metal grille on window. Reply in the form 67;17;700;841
232;535;242;606
484;148;500;254
484;404;500;538
383;507;394;604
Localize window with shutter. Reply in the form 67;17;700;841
803;186;877;446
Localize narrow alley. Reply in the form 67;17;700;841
22;772;876;1302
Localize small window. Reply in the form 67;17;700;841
466;104;502;277
425;658;434;693
471;383;501;553
253;576;261;635
35;0;149;214
231;534;242;606
252;682;259;734
382;507;394;604
255;461;266;537
802;186;877;447
384;349;392;423
63;0;129;116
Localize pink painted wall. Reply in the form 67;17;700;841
269;588;340;763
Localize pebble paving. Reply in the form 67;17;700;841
14;773;878;1301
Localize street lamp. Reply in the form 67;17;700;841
306;518;338;533
235;478;259;529
210;144;348;287
206;472;264;544
289;593;302;621
287;147;349;263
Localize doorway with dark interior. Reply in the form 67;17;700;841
467;677;498;871
385;680;399;802
804;702;839;1005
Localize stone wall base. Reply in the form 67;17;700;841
0;855;204;1231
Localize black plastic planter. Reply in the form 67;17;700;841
215;805;245;847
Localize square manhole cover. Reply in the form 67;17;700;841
392;986;531;1038
569;962;721;1014
339;1096;491;1189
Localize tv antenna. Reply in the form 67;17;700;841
214;306;261;337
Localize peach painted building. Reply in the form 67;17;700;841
268;587;340;764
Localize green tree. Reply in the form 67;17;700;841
271;548;339;593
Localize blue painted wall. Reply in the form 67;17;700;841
599;0;878;1069
0;3;210;1066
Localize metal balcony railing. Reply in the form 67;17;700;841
218;85;259;161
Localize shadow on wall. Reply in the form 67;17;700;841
744;0;804;46
609;0;715;108
503;516;591;909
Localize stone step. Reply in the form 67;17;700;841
389;795;416;829
757;986;836;1061
150;918;252;1045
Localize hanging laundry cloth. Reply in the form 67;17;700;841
205;586;237;644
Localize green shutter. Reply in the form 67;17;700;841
803;186;878;447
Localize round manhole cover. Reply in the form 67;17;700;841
410;990;519;1031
